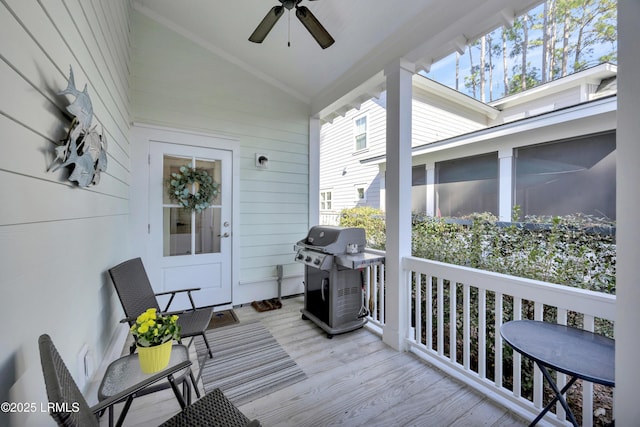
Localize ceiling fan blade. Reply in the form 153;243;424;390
249;6;285;43
295;5;335;49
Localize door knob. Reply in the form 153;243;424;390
218;232;230;238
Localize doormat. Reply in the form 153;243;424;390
207;309;239;330
196;321;307;406
251;298;282;312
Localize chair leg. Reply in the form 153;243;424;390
189;369;201;399
201;333;213;359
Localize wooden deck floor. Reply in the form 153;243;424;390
100;296;526;426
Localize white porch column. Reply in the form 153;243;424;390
616;0;640;424
383;58;414;351
309;117;321;227
498;148;513;222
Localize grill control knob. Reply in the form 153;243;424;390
296;253;304;260
313;258;321;265
305;256;312;262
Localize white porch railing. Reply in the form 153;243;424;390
363;254;616;427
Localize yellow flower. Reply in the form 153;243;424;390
131;308;181;347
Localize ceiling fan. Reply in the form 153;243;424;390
249;0;335;49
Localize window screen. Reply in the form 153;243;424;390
435;153;498;217
514;132;615;220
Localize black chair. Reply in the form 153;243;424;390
39;334;260;427
108;257;214;359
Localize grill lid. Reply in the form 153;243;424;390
297;226;366;255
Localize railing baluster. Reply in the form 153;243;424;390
478;288;487;379
379;264;385;324
556;309;568;421
583;315;595;427
426;275;433;351
415;272;422;344
463;284;470;370
437;277;444;357
495;292;503;388
533;303;544;410
373;265;379;323
364;266;371;321
449;280;457;364
513;297;522;398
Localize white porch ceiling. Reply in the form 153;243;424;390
133;0;542;119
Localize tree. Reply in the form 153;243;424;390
508;64;540;95
501;28;509;97
430;0;617;101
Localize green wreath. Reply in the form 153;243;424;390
168;165;219;213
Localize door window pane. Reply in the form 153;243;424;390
163;155;192;204
195;159;221;205
196;208;221;254
163;207;192;256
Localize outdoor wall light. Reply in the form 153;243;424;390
256;153;269;169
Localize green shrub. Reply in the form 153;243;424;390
342;206;616;295
339;206;386;250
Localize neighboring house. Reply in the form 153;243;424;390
320;63;617;223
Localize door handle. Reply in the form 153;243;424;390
218;232;230;238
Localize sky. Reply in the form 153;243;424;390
424;1;617;102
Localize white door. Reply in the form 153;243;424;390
148;141;233;309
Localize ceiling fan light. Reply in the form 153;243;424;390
295;6;335;49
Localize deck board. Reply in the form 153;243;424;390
99;295;526;426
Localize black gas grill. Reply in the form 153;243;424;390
294;226;385;338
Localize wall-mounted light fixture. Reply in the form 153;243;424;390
256;153;269;169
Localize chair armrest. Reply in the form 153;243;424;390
155;288;201;311
155;287;202;297
90;360;192;414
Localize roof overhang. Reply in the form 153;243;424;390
361;95;617;166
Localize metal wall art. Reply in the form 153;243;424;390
49;66;107;187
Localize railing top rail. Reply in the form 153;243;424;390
403;255;616;321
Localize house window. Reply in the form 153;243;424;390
435;153;499;217
514;131;616;220
355;185;366;204
320;190;333;210
353;115;367;151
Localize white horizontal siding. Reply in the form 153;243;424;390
491;87;583;126
413;87;487;145
0;1;132;425
320;98;386;214
130;11;309;293
320;86;487;215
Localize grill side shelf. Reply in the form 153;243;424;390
335;252;385;269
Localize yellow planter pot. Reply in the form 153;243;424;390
137;340;172;374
